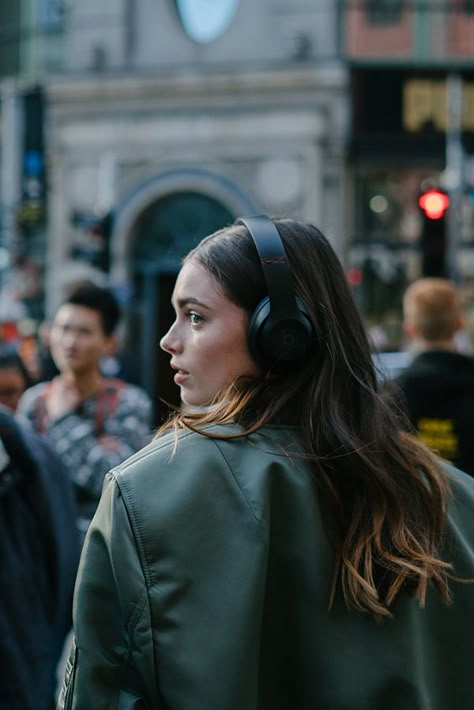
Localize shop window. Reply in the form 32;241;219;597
366;0;403;25
347;169;442;343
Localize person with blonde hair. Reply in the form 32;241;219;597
402;277;463;345
59;218;474;710
395;277;474;476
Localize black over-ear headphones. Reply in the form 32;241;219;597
237;215;314;368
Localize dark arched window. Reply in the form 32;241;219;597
132;191;234;265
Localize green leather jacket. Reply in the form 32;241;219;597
58;425;474;710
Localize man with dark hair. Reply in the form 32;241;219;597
393;277;474;477
19;283;151;540
66;282;121;336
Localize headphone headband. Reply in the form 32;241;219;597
236;216;301;322
236;215;314;367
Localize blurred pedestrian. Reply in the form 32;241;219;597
18;282;152;541
36;320;60;381
0;403;79;710
59;217;474;710
393;277;474;476
0;346;33;412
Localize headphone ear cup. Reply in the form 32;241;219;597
248;297;314;368
247;297;272;366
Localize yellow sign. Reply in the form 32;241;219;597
404;79;474;132
417;417;458;459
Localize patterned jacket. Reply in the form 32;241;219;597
18;377;152;538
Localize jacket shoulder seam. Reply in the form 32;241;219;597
111;429;195;474
210;438;261;523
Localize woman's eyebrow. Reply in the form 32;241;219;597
174;296;212;310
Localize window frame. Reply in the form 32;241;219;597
366;0;404;26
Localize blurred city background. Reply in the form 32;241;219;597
0;0;473;421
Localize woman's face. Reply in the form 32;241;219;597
160;260;260;407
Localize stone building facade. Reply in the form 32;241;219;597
33;0;348;409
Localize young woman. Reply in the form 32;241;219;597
58;217;474;710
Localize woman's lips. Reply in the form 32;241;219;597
173;368;189;385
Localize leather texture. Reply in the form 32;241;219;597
58;425;474;710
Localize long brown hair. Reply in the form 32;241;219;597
159;218;452;619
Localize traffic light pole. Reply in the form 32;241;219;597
445;74;464;283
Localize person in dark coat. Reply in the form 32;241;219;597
393;277;474;476
0;404;79;709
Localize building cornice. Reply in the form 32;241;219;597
45;64;348;107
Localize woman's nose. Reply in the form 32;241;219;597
160;322;182;354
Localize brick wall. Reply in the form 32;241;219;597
344;8;412;59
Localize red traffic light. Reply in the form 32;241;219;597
418;189;450;220
346;267;363;287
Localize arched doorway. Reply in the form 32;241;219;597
127;191;234;424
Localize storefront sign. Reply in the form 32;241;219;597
403;79;474;132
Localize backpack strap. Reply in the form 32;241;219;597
33;382;53;434
33;378;126;438
94;378;125;437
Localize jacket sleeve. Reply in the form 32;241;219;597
57;473;159;710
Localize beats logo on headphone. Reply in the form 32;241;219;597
237;216;314;368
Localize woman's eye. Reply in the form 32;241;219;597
189;312;203;325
